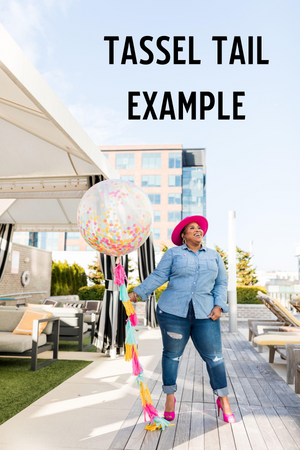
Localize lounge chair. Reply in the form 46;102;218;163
249;292;300;351
254;334;300;384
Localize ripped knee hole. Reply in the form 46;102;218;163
167;332;182;339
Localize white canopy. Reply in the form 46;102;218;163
0;23;119;231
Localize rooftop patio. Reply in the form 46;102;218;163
1;320;300;450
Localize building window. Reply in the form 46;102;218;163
168;229;173;240
154;211;161;222
182;167;204;217
168;193;181;204
168;211;181;222
142;153;161;169
38;232;60;251
153;228;161;240
148;194;161;204
169;152;182;168
66;232;80;240
86;245;95;251
13;232;30;246
168;175;181;187
142;175;161;187
120;175;135;183
103;153;109;159
65;245;80;251
116;153;135;169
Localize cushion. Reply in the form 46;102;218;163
254;334;300;346
279;326;300;332
83;313;99;323
12;308;53;336
0;331;47;353
0;310;26;332
272;298;300;327
43;300;60;307
85;301;101;313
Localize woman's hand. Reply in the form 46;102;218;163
129;292;139;303
207;305;222;321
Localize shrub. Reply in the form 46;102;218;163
51;261;87;296
78;285;105;300
236;286;267;304
78;283;266;305
79;284;143;300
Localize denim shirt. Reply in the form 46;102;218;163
133;244;229;319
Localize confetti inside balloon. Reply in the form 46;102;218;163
77;179;153;256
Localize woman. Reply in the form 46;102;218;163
129;215;235;423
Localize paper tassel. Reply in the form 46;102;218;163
129;312;139;326
139;382;152;407
113;262;128;286
125;344;133;361
132;351;143;376
120;284;130;302
145;417;174;431
112;262;171;432
126;320;139;345
143;403;159;422
132;344;139;359
123;300;135;316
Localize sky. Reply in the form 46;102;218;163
0;0;299;272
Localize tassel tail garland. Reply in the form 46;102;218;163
114;260;171;431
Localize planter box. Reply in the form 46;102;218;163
134;302;276;321
221;304;276;320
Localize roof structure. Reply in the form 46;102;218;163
0;23;119;231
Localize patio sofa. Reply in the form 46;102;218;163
0;309;60;371
25;305;96;351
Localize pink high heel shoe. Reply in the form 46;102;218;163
164;397;176;421
217;397;236;423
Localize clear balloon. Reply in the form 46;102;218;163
77;179;153;256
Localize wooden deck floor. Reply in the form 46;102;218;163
110;321;300;450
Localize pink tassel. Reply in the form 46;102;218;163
132;352;143;376
129;312;139;326
143;403;159;422
113;262;128;286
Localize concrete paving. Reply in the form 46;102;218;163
0;325;163;450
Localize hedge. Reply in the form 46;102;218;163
236;286;267;304
78;284;137;300
78;284;267;303
51;261;87;296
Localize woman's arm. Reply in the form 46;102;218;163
132;250;173;300
211;252;229;313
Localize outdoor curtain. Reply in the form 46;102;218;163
94;253;128;354
0;224;14;282
137;232;158;328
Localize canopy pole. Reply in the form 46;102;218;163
228;211;237;333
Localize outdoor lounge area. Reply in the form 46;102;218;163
2;319;300;449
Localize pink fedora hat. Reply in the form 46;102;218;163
171;215;208;246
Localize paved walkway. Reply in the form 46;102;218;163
1;321;300;449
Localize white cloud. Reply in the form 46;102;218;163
42;68;73;100
0;0;77;65
68;103;132;145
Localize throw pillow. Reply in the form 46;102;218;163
12;308;53;336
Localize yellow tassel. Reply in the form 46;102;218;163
132;344;139;359
140;382;153;407
123;300;135;316
145;423;175;431
125;344;133;361
145;423;158;431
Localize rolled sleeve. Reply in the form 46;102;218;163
133;250;172;301
212;253;229;313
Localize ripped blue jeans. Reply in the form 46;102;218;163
156;302;229;397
